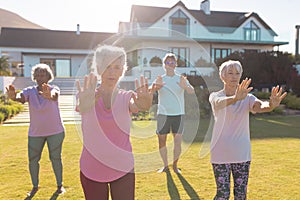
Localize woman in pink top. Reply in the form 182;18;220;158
209;60;286;200
76;45;153;200
6;64;66;197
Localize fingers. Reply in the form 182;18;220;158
6;85;15;92
83;75;88;90
280;92;287;100
140;75;145;88
240;78;251;88
144;77;149;92
90;73;97;91
76;80;81;92
82;73;97;92
135;78;139;91
135;75;149;93
247;87;253;93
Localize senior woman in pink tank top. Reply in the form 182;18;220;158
76;45;153;200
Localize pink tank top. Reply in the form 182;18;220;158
80;89;134;182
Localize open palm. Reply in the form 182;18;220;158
269;86;287;108
76;73;97;113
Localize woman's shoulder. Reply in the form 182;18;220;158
210;90;224;97
22;86;36;92
118;89;134;97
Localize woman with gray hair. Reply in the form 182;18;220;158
76;45;153;200
209;60;286;199
6;63;65;197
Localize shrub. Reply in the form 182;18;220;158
0;94;24;121
0;112;5;123
149;56;162;67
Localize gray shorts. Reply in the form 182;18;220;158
156;114;184;135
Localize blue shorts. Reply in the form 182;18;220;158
156;114;184;135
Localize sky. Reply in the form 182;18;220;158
0;0;299;54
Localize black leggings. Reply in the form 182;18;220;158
80;171;135;200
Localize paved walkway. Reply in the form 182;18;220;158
2;95;81;126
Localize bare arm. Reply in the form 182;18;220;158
212;78;253;110
6;85;26;104
252;86;287;113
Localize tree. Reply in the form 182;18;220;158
0;56;11;76
149;56;162;67
194;57;212;67
216;51;294;90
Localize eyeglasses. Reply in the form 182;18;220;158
165;61;176;65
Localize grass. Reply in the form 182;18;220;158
0;115;300;199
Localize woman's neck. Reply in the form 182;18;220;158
223;85;237;96
98;83;117;94
166;70;175;76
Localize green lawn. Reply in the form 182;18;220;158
0;115;299;199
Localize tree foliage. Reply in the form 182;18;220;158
215;51;300;95
0;56;11;76
149;56;162;67
194;57;213;67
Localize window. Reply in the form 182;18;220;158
169;9;190;36
170;47;190;67
211;48;231;62
40;58;71;77
244;21;260;41
144;70;151;79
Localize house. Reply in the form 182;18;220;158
0;0;288;90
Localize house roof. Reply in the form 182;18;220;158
0;27;115;50
130;1;277;35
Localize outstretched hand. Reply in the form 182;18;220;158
235;78;253;101
177;75;189;89
269;85;287;108
151;75;165;91
39;83;57;100
132;75;153;111
76;73;97;112
6;85;17;100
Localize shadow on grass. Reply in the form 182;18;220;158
49;192;59;200
166;170;180;200
176;173;201;200
166;170;202;200
183;115;300;143
23;190;60;200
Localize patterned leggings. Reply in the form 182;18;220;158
212;161;251;200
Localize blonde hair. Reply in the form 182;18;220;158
219;60;243;78
31;63;54;83
91;45;127;78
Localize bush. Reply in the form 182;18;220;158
0;94;24;121
0;105;13;120
0;112;5;123
284;93;300;110
253;91;300;110
252;91;271;99
149;56;162;67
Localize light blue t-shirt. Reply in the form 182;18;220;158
157;73;186;115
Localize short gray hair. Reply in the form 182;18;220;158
219;60;243;78
31;63;54;83
91;45;127;78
